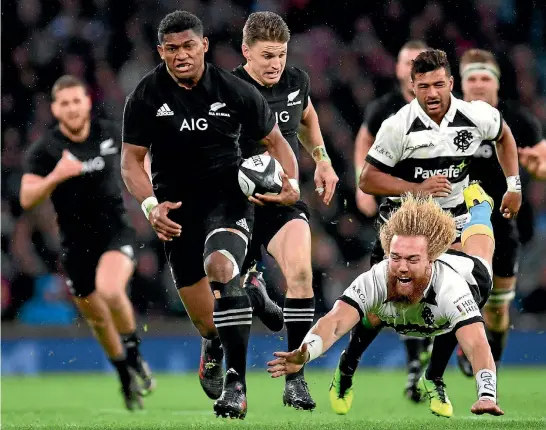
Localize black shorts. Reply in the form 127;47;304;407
61;226;137;298
164;188;254;288
491;211;520;278
370;200;468;265
241;200;310;274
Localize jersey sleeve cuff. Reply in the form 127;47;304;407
337;296;364;319
365;154;394;174
453;315;484;333
493;110;503;141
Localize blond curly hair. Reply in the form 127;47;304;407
380;194;456;260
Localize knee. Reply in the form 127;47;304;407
86;312;109;332
285;265;313;297
96;284;126;308
204;251;236;283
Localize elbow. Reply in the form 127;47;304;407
359;165;372;193
19;193;32;211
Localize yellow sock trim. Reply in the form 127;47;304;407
461;224;494;247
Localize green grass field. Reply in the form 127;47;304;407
3;369;545;429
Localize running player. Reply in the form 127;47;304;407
120;11;299;419
330;49;522;414
351;40;431;402
455;48;545;374
268;184;504;418
231;11;339;410
20;75;154;410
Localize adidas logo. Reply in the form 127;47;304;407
235;218;249;232
156;103;174;116
287;89;301;106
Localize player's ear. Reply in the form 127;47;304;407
202;37;209;53
449;75;454;91
242;44;250;61
50;100;59;119
156;44;164;61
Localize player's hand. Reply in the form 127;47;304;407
314;160;338;205
148;201;182;241
500;191;521;219
356;189;378;217
471;398;504;416
250;173;300;207
267;343;309;378
416;175;452;197
519;147;546;179
51;150;84;183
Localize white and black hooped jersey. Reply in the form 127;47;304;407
366;94;503;209
339;250;493;337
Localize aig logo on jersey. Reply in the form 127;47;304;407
81;156;106;173
275;111;290;123
287;89;301;106
180;118;208;131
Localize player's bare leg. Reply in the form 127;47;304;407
177;277;223;400
267;219;316;410
73;292;142;411
95;250;156;396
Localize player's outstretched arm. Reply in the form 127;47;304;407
298;99;339;205
519;139;546;180
267;301;360;377
20;150;83;210
455;322;505;416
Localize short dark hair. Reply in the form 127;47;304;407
411;49;451;80
400;40;429;53
158;11;203;44
242;11;290;46
51;75;87;101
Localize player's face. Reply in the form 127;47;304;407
158;30;209;82
242;40;287;86
396;48;425;92
386;235;432;304
51;86;92;134
412;68;454;120
462;71;499;105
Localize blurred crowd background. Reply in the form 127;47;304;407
2;0;546;327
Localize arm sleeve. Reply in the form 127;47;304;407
365;116;404;173
441;285;484;332
337;267;383;319
237;83;276;142
122;91;154;148
470;100;503;141
362;99;384;137
23;140;56;177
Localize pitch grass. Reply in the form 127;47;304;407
3;369;545;429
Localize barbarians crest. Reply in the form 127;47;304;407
453;129;473;152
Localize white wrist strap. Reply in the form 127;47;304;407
288;178;300;194
476;368;497;403
141;196;158;220
506;175;521;193
302;333;323;363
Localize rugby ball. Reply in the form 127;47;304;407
238;154;284;197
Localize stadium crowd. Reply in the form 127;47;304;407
2;0;546;323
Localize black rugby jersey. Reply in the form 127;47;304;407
232;65;310;159
362;88;408;137
123;62;276;201
24;119;130;246
468;99;543;208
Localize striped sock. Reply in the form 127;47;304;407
283;297;315;380
213;295;253;386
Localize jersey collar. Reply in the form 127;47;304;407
414;93;458;130
420;263;437;305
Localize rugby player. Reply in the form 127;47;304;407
455;48;545;375
330;49;521;414
268;184;505;418
20;75;154;410
120;11;299;419
231;11;339;410
350;40;432;403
